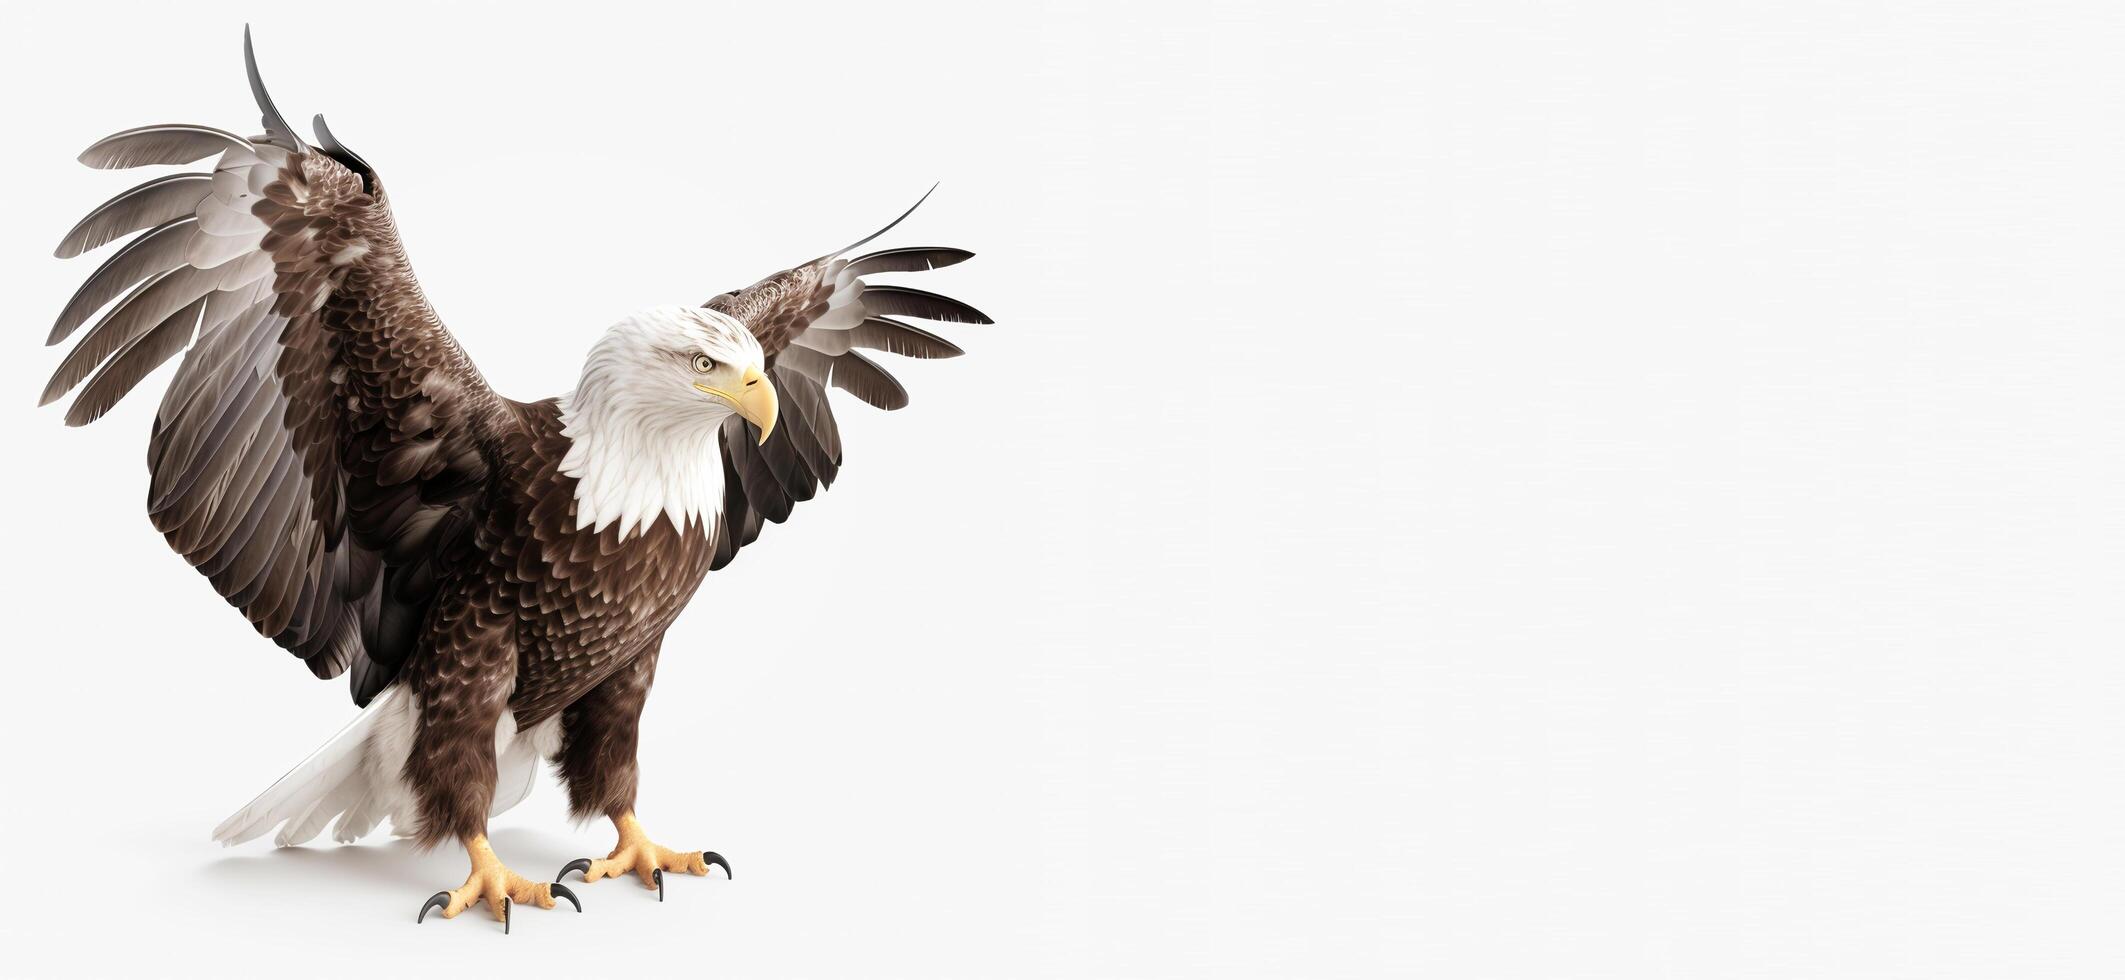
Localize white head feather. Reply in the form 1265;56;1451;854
557;305;766;540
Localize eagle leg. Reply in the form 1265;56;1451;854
557;811;731;897
417;833;583;931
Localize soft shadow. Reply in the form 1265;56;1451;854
198;827;587;893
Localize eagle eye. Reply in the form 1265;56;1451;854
692;353;717;374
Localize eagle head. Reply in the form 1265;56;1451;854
573;305;778;444
556;305;780;538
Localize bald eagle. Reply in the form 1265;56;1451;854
39;30;989;930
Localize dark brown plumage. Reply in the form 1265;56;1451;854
40;30;990;924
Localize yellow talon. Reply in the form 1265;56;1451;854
422;835;565;927
579;812;717;889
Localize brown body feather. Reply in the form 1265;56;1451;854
401;401;713;842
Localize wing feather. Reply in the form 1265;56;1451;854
65;295;207;427
76;124;251;169
702;198;986;568
48;216;201;345
840;246;974;280
857;285;994;325
47;268;221;408
821;349;910;411
55;174;215;258
793;316;964;359
41;37;515;702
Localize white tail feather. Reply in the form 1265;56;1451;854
213;687;406;846
212;685;562;847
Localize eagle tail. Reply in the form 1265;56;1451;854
211;687;558;847
211;686;417;847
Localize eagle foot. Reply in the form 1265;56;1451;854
417;834;582;932
558;812;730;900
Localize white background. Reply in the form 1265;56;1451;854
0;1;2119;977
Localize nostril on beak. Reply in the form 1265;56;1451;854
745;378;758;386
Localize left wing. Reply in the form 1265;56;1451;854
38;31;517;706
703;193;992;569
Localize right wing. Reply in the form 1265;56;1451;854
40;31;515;706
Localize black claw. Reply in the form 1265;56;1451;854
558;857;593;882
503;897;511;935
702;851;732;879
417;891;451;924
550;882;582;912
654;868;664;902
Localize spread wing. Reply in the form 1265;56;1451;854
39;32;515;705
704;191;992;569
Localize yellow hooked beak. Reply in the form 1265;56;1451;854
694;365;778;444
